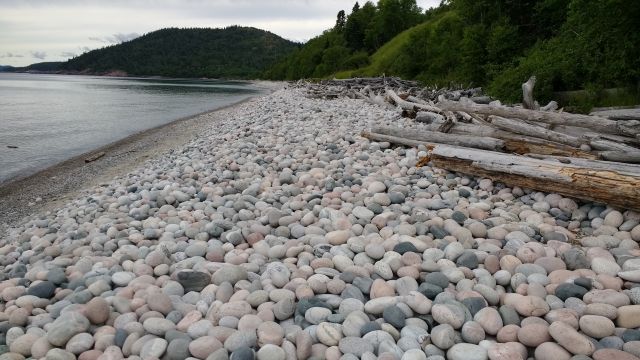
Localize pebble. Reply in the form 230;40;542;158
1;88;640;360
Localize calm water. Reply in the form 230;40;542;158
0;73;263;184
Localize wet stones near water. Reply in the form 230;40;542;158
1;87;640;360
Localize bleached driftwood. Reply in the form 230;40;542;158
488;115;583;147
436;99;637;136
425;145;640;211
368;126;505;151
386;89;442;113
522;76;538;110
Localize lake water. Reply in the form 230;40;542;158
0;73;263;184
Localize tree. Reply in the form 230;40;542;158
336;10;346;31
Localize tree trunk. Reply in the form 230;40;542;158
449;124;597;159
368;126;505;150
386;89;442;113
488;115;584;147
426;145;640;211
436;99;636;136
522;76;538;110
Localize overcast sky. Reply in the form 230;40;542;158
0;0;441;66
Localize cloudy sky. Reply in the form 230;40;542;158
0;0;441;66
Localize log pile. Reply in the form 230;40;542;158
304;76;640;210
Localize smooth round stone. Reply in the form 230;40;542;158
84;297;109;325
473;307;502;336
65;332;94;355
230;346;255;360
456;252;479;269
462;297;487;316
166;338;190;360
535;342;572;360
360;321;382;336
461;321;485;344
257;321;284;346
593;349;640;360
339;337;375;357
9;333;38;356
617;305;640;328
555;283;588;301
517;323;550;347
112;272;135;287
147;293;173;315
393;242;419;255
224;330;257;352
487;342;527;360
363;243;383;260
316;322;342;346
257;344;285;360
189;336;223;359
419;283;444;300
424;273;449;288
402;348;427;360
591;258;622;277
549;321;596;356
47;312;90;347
599;336;624;350
140;338;168;358
622;329;640;342
27;281;56;299
430;324;455;350
383;306;406;329
431;304;466;329
45;348;76;360
579;315;615;339
447;343;488;360
213;265;248;286
143;318;175;336
305;307;332;325
177;271;211;292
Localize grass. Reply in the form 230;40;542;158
332;22;430;79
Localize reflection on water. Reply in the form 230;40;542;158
0;73;264;184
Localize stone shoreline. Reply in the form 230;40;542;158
0;87;639;360
0;82;279;236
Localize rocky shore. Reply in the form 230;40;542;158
1;87;639;360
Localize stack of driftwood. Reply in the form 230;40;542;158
303;77;640;211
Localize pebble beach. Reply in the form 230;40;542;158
1;86;640;360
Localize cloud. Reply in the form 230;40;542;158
0;52;24;58
89;32;140;44
31;51;47;60
80;46;92;53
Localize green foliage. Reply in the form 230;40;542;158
489;0;640;102
18;62;64;72
61;26;298;78
299;0;640;108
265;0;425;80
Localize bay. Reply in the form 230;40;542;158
0;73;263;184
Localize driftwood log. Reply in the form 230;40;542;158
487;115;584;147
522;76;538;110
84;152;105;163
362;128;597;159
424;145;640;211
369;126;504;150
436;99;637;137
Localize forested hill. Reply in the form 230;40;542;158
265;0;640;106
60;27;298;78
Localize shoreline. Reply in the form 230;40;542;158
0;81;282;234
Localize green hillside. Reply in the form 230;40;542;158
268;0;640;106
61;26;298;78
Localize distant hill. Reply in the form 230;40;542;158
60;26;298;78
0;65;15;72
